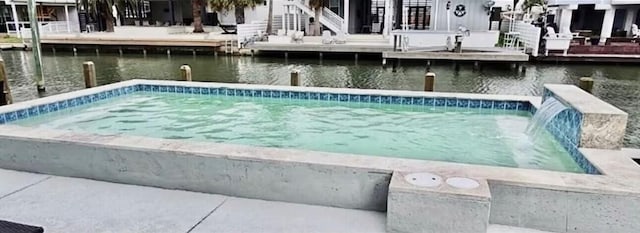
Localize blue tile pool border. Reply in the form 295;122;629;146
0;82;599;174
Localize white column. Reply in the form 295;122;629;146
64;5;71;33
11;2;20;38
600;8;616;44
433;0;439;30
282;6;286;33
623;8;638;36
559;8;573;34
383;0;391;36
343;0;349;34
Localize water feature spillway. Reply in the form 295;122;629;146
526;97;568;135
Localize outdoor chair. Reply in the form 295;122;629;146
322;30;333;44
334;32;347;44
293;31;304;43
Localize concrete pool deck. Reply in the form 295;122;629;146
0;168;554;233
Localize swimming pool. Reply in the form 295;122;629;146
3;82;584;173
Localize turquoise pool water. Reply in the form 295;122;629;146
14;92;584;173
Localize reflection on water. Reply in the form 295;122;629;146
2;51;639;148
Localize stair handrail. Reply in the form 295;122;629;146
322;7;343;29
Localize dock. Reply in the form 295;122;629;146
249;42;393;54
383;47;530;62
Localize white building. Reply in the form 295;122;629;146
225;0;505;48
1;0;79;36
549;0;640;43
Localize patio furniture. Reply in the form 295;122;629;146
544;33;572;56
0;220;44;233
322;30;333;44
220;25;237;34
334;32;347;44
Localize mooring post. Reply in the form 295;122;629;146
73;47;77;56
119;47;123;56
143;48;147;56
167;49;171;56
0;58;13;105
473;61;480;71
382;58;387;69
82;61;97;88
290;71;299;86
424;72;435;92
180;65;192;81
579;77;594;93
426;60;432;72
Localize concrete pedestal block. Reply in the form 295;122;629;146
387;171;491;233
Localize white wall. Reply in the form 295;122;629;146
394;31;500;48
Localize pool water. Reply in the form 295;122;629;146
14;92;584;173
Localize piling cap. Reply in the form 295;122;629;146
180;65;191;70
580;77;594;81
426;72;436;77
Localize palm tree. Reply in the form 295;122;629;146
522;0;545;12
80;0;118;32
266;0;273;34
193;0;205;32
309;0;324;35
209;0;264;25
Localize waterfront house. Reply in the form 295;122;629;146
239;0;518;50
549;0;639;41
0;0;79;36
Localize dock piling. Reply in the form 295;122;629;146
424;72;435;92
143;49;147;56
73;47;77;56
473;61;480;71
290;71;299;86
319;52;323;60
82;61;97;88
167;49;171;56
95;48;99;56
382;58;387;69
192;49;197;56
426;61;432;72
0;58;13;105
180;65;192;81
579;77;594;93
119;47;123;56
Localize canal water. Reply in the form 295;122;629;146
2;51;639;148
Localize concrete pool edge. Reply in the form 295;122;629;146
0;125;640;232
1;80;639;232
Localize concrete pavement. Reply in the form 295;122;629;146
0;169;557;233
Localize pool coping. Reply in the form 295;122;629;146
0;79;639;196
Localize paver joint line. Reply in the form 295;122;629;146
186;198;228;233
0;176;52;200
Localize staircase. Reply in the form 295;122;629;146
283;0;344;34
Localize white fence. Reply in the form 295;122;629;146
237;21;268;48
513;21;541;56
18;21;79;39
